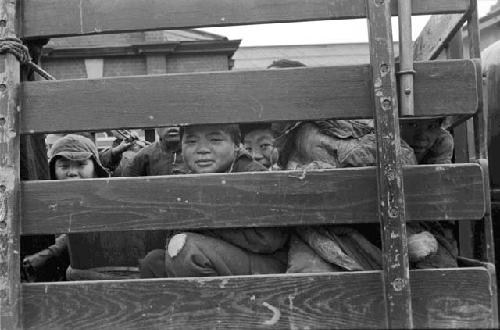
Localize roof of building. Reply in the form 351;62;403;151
43;29;240;59
46;29;228;48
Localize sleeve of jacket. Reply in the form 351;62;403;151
206;228;289;254
121;148;148;177
24;234;68;269
99;148;123;172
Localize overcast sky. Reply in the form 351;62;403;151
202;1;496;46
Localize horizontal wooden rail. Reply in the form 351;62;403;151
22;267;495;329
21;0;469;39
21;164;485;235
21;59;477;134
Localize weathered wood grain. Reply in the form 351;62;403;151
0;0;21;328
413;14;467;61
21;60;478;134
21;267;495;329
21;0;470;39
21;164;485;235
367;0;412;326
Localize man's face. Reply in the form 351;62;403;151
182;125;236;173
158;126;181;143
54;157;97;180
243;129;277;168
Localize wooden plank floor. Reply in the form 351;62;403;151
21;164;485;234
22;267;495;329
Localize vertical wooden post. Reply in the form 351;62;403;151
144;129;156;143
397;0;414;116
467;0;486;160
0;0;20;329
366;0;412;328
466;0;495;264
447;30;476;259
145;50;167;143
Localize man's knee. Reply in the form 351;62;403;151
167;233;188;258
166;233;218;277
140;249;166;278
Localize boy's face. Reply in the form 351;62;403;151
54;157;97;180
182;125;236;173
243;128;277;168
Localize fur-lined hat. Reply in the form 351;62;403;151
48;134;110;179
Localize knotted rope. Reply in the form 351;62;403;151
0;37;55;80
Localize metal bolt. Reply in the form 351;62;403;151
0;84;6;91
380;63;389;74
375;0;385;5
389;207;399;218
392;278;405;291
382;98;392;110
0;20;6;27
404;88;412;95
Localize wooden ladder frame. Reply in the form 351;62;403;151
0;0;497;328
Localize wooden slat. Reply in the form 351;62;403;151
21;164;485;235
413;14;467;61
0;0;21;328
21;0;470;39
21;60;478;134
21;267;495;329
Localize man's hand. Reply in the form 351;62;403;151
111;140;134;157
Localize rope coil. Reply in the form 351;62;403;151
0;37;55;80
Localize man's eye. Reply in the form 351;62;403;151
261;143;272;149
210;138;223;142
184;140;196;144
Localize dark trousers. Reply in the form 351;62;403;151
140;232;287;278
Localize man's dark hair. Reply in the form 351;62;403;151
180;124;241;146
267;59;306;69
239;123;274;140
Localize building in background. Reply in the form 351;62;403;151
463;3;500;53
42;30;240;79
232;3;500;70
232;42;399;70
